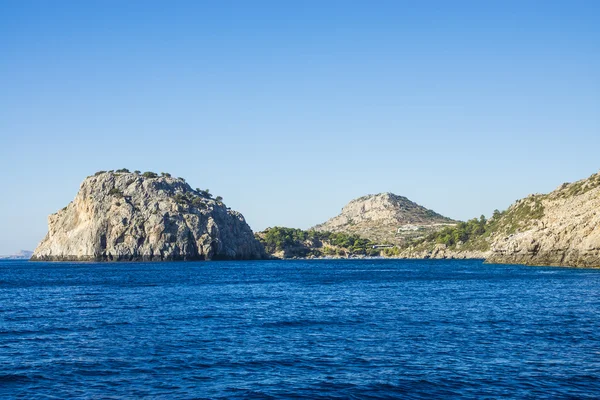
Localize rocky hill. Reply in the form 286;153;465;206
399;171;600;268
312;193;456;244
31;170;265;261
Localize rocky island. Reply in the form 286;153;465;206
31;170;265;261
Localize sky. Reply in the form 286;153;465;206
0;1;599;254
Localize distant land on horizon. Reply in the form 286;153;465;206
0;250;33;260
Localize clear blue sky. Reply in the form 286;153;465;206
1;1;598;254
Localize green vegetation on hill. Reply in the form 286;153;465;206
90;170;222;211
173;191;212;209
256;227;382;258
197;188;212;198
496;198;544;235
108;188;124;198
420;216;487;248
560;173;600;197
397;192;551;255
375;216;489;256
258;219;495;259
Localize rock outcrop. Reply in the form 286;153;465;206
398;244;489;260
31;171;265;261
312;193;455;244
486;172;600;268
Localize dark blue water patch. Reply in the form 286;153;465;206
1;259;600;398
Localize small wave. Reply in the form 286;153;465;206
0;373;47;383
262;319;363;328
0;327;73;336
99;321;131;327
343;269;405;272
74;369;120;377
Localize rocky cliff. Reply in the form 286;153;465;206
486;172;600;267
398;171;600;268
31;171;265;261
312;193;455;244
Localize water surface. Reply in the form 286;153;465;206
1;259;599;398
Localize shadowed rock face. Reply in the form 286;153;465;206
31;172;266;261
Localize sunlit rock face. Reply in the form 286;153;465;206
32;171;265;261
487;172;600;268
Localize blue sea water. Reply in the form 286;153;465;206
1;259;599;399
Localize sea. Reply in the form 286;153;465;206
1;259;599;399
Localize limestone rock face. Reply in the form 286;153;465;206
313;193;455;244
398;243;490;260
31;172;266;261
487;172;600;268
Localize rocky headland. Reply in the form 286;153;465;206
395;172;600;267
486;173;600;267
31;170;265;261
